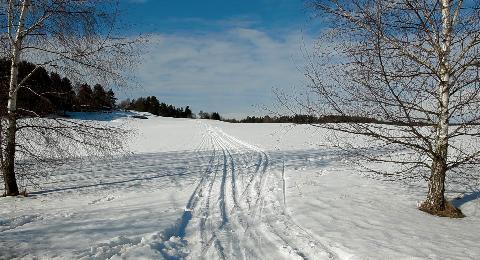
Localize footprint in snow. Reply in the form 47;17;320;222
0;215;41;232
89;196;116;205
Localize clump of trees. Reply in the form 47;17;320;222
77;84;116;112
0;59;74;117
198;111;221;120
0;59;117;116
121;96;193;118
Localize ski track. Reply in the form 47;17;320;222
174;123;339;260
67;121;339;259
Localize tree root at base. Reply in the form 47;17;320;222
419;199;465;218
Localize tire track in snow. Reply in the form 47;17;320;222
155;122;339;259
198;128;241;259
207;124;338;259
225;134;338;260
193;126;267;259
76;123;218;260
197;134;226;259
214;128;303;258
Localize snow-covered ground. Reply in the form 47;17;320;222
1;113;479;259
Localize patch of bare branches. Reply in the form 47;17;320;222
292;0;480;217
0;0;142;196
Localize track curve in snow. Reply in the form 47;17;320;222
177;123;338;260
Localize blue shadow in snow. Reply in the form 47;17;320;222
65;111;142;122
453;191;480;207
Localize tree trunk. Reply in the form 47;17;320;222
422;157;447;211
419;0;463;218
0;116;5;193
4;47;21;196
3;113;18;196
420;154;463;218
3;0;30;196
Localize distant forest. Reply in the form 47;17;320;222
0;59;116;117
0;60;194;120
119;97;194;118
120;97;225;120
224;115;382;124
1;60;384;124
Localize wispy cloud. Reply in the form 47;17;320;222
128;28;313;118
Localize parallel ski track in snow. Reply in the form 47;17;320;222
182;123;338;260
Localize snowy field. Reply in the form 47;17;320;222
1;113;479;259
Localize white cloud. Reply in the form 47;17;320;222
129;29;313;117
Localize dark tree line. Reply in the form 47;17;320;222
198;111;221;120
0;59;117;117
224;114;382;124
77;84;116;112
121;96;193;118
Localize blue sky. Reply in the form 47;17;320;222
119;0;320;118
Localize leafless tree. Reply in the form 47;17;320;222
302;0;480;217
0;0;139;196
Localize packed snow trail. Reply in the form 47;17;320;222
172;123;338;259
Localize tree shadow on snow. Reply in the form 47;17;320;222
65;111;140;121
453;191;480;207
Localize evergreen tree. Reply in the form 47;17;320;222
77;84;94;111
211;112;221;121
93;84;107;110
106;89;116;109
184;106;192;118
59;77;76;113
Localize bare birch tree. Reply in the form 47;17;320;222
0;0;139;196
303;0;480;217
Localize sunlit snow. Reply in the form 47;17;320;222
1;112;479;259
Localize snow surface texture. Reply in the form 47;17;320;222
1;112;479;259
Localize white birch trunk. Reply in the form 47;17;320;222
3;0;29;195
422;0;452;212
